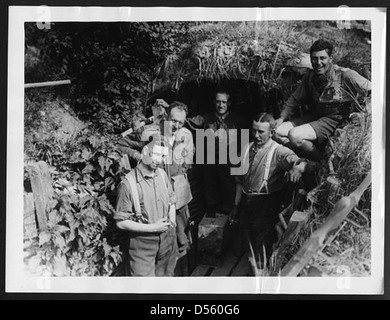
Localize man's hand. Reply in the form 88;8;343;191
155;99;170;109
288;162;307;183
152;218;172;233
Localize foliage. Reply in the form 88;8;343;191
25;22;193;135
24;20;373;277
155;20;371;97
276;105;372;276
24;124;129;276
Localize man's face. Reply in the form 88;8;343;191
142;145;169;170
310;49;332;75
252;121;272;148
168;108;186;136
214;93;230;116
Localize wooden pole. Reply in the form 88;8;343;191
271;210;311;275
24;79;71;89
281;171;371;277
28;161;54;232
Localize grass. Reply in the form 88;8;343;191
160;21;371;95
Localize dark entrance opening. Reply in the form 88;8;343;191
147;78;285;275
149;78;284;120
147;78;284;220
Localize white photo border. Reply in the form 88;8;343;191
7;6;386;294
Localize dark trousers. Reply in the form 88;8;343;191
124;227;177;276
204;163;236;213
175;205;192;253
239;189;285;267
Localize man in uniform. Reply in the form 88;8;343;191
274;39;371;160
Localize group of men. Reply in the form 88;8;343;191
113;39;371;276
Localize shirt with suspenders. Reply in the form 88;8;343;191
238;140;301;195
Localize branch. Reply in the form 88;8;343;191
280;171;371;277
25;80;71;88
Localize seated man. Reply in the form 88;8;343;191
274;39;371;160
114;138;177;276
231;112;307;267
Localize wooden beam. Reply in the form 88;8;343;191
28;161;54;232
191;265;213;276
210;250;241;277
280;171;371;277
271;210;311;275
24;79;71;89
231;255;252;276
24;192;38;239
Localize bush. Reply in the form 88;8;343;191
24;125;130;276
25;22;192;135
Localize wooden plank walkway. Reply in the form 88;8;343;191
190;250;253;277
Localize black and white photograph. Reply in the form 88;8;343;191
6;6;386;295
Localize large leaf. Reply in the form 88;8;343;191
104;176;115;191
81;148;91;160
54;225;70;234
54;235;66;249
102;240;112;257
48;209;62;227
78;226;89;245
98;156;106;177
53;254;68;276
39;232;52;246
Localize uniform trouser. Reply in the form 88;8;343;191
239;190;285;266
204;163;236;213
125;227;177;276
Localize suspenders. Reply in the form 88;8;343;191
258;141;278;194
124;172;141;215
242;140;279;195
124;168;167;217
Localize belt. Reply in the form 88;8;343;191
321;101;351;110
243;190;281;198
317;102;352;117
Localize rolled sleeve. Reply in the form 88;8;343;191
344;69;371;94
276;146;300;172
114;181;134;222
281;73;310;119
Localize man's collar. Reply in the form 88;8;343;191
136;163;158;182
252;138;274;153
215;111;229;121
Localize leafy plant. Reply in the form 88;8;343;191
24;125;131;276
25;22;192;135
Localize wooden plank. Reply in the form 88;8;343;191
191;264;213;277
271;210;311;275
28;161;54;232
24;192;38;239
210;250;241;277
231;255;252;276
281;171;371;277
24;79;71;88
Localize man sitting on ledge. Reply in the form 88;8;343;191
273;39;371;161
